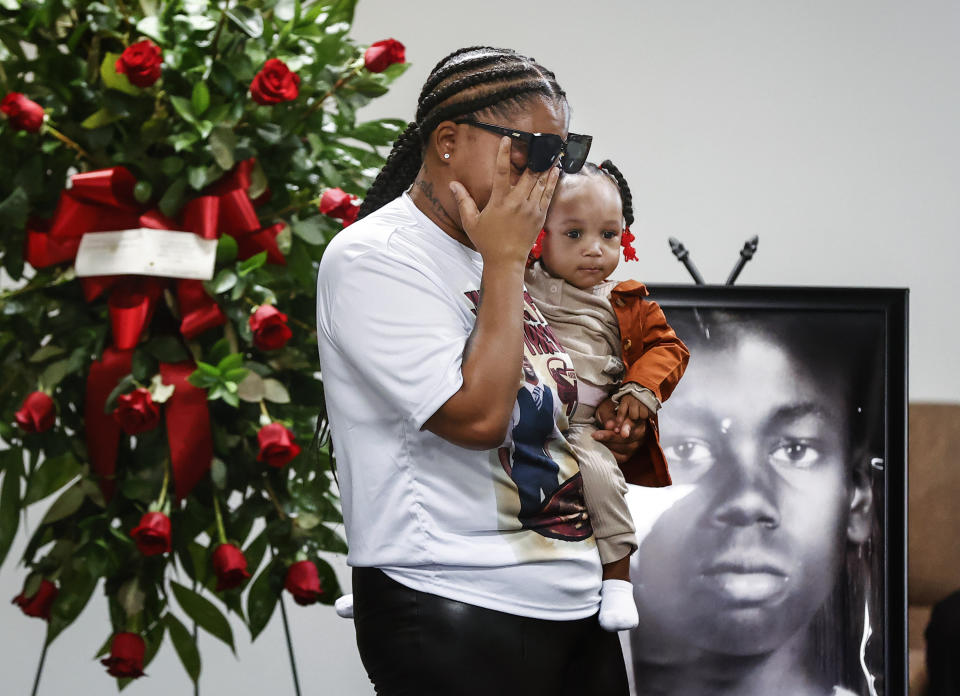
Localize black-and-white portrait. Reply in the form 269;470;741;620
624;288;907;696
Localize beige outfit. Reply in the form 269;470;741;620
524;263;658;564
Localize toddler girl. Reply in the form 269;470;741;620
524;160;689;631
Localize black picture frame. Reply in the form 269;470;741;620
622;285;907;696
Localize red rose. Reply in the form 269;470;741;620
112;388;160;435
101;632;145;678
129;512;172;556
318;188;359;227
1;93;44;132
284;560;323;606
249;305;292;351
363;39;405;73
12;579;58;620
257;423;302;468
114;40;163;88
211;543;251;591
14;391;55;432
250;58;300;105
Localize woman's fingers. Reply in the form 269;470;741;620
489;136;513;202
449;181;479;232
538;166;561;211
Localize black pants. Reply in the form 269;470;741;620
925;589;960;696
353;567;629;696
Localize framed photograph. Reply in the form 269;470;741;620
623;285;907;696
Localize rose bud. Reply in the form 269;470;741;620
112;388;161;435
14;391;56;432
249;305;293;351
257;423;302;468
211;543;251;591
1;92;45;132
100;632;146;678
363;39;406;73
12;579;58;620
114;40;163;87
284;560;323;606
318;187;359;227
250;58;300;105
129;512;172;556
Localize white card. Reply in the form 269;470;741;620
75;228;218;280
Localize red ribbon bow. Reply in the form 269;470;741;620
29;161;281;501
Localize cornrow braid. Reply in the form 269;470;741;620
358;46;568;219
598;159;634;228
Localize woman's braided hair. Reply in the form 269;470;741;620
357;46;567;219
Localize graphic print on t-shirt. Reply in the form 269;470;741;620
464;289;592;542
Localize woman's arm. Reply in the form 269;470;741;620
422;138;559;449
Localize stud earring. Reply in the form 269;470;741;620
443;153;450;159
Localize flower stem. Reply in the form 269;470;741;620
262;475;287;521
157;459;170;509
294;64;364;128
30;635;49;696
259;400;270;419
278;592;303;696
42;123;93;161
212;495;228;544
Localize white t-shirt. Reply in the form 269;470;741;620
316;193;601;620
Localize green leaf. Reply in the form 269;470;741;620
216;353;244;371
29;344;66;363
208;338;231;366
237;251;267;277
243;530;269;575
346;118;405;146
161;156;184;176
210;458;228;490
131;349;156;382
210;268;238;294
103;374;136;414
144;336;189;363
246;561;279;640
291;216;327;245
24;452;82;505
46;564;98;644
100;52;142;96
81;107;122;129
0;187;29;230
170;581;236;652
215;235;238;265
208;126;236;170
191;82;210;116
165;613;201;683
170;96;198;126
262;379;290;404
225;5;264;38
41;483;85;524
158;178;188;217
0;450;23;568
237;370;266;402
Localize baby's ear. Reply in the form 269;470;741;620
846;467;874;543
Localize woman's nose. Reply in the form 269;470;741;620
710;449;781;529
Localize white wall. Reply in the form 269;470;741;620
2;1;958;694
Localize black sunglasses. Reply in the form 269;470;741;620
453;119;592;174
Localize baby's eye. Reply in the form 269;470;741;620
769;441;820;468
602;230;619;240
566;229;581;239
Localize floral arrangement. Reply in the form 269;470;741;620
0;0;406;688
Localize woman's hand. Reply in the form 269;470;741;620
592;397;647;465
448;136;560;265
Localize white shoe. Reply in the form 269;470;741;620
335;593;354;619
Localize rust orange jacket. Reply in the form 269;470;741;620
609;279;690;488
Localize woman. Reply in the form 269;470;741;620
316;47;639;695
625;309;884;696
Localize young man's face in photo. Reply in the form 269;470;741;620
631;328;857;659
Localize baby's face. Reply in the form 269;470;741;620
540;174;623;289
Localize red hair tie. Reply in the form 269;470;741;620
527;228;546;267
621;226;638;262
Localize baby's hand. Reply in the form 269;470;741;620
612;393;650;438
